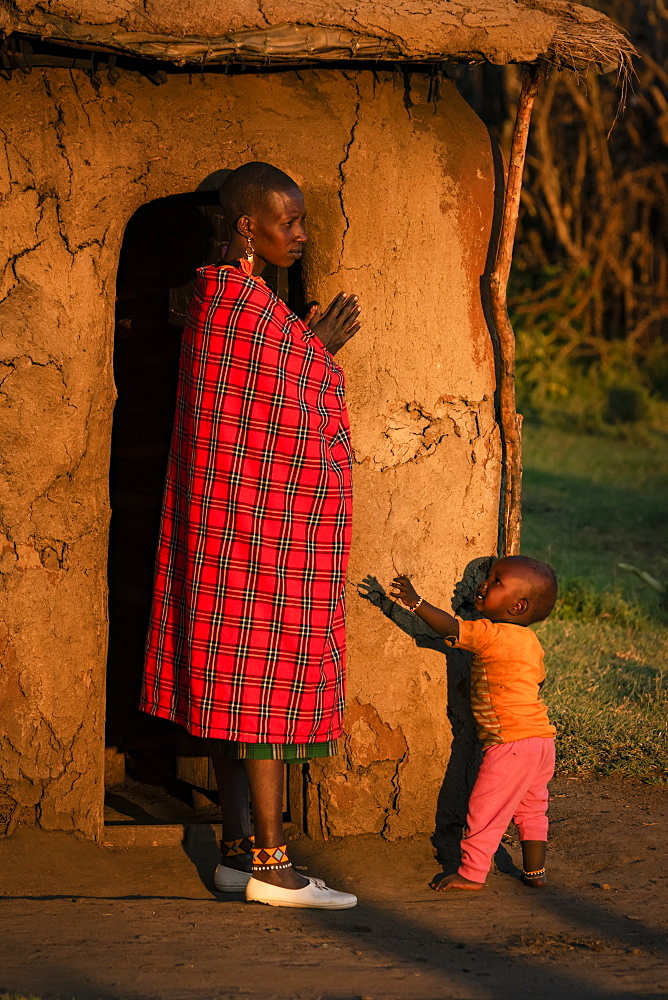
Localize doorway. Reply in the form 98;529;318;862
106;178;301;829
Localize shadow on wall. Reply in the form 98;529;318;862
357;556;493;868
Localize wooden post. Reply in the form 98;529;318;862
490;63;545;556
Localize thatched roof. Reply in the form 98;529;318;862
0;0;634;74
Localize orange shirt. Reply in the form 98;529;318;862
447;618;556;749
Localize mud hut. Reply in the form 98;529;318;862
0;1;631;841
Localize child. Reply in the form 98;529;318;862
391;556;558;894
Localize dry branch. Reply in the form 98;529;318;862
501;2;667;390
490;63;545;557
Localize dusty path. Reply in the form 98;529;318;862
1;777;666;1000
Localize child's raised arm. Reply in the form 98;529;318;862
390;575;459;641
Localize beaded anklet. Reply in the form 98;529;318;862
252;844;292;872
523;868;546;878
220;835;255;859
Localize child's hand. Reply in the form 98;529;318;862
390;574;420;608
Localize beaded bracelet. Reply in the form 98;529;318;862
409;596;424;613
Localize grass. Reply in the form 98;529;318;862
521;424;668;782
0;996;53;1000
0;995;77;1000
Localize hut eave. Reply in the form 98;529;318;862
0;1;635;75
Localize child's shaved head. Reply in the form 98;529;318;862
509;556;558;623
220;162;299;231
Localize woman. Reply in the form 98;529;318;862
142;162;361;908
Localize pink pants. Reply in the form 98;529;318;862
458;736;556;883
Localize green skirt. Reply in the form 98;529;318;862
210;738;339;761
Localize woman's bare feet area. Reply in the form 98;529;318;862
217;852;311;889
430;872;484;893
219;853;253;873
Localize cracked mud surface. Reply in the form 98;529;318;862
2;2;633;75
1;66;501;841
0;776;666;1000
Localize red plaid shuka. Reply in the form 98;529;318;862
141;263;353;743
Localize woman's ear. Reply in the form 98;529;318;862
509;598;529;617
236;214;252;239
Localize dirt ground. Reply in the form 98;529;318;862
1;776;666;1000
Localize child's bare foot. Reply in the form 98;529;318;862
520;841;547;889
521;870;548;889
430;873;483;893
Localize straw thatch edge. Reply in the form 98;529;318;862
549;20;635;76
0;6;636;77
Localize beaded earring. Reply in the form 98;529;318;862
245;234;254;262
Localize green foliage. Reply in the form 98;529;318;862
553;578;648;628
512;290;668;435
536;620;668;782
644;340;668;400
522;425;668;781
459;3;668;431
0;995;54;1000
509;252;668;435
0;995;77;1000
522;425;668;614
604;384;648;424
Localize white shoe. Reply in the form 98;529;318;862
214;864;325;893
245;875;357;909
214;863;252;892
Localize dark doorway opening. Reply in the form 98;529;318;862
106;177;302;828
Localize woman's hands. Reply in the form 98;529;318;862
390;574;420;609
305;292;361;356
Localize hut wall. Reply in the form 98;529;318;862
0;66;500;839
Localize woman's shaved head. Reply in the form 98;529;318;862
220;162;299;230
